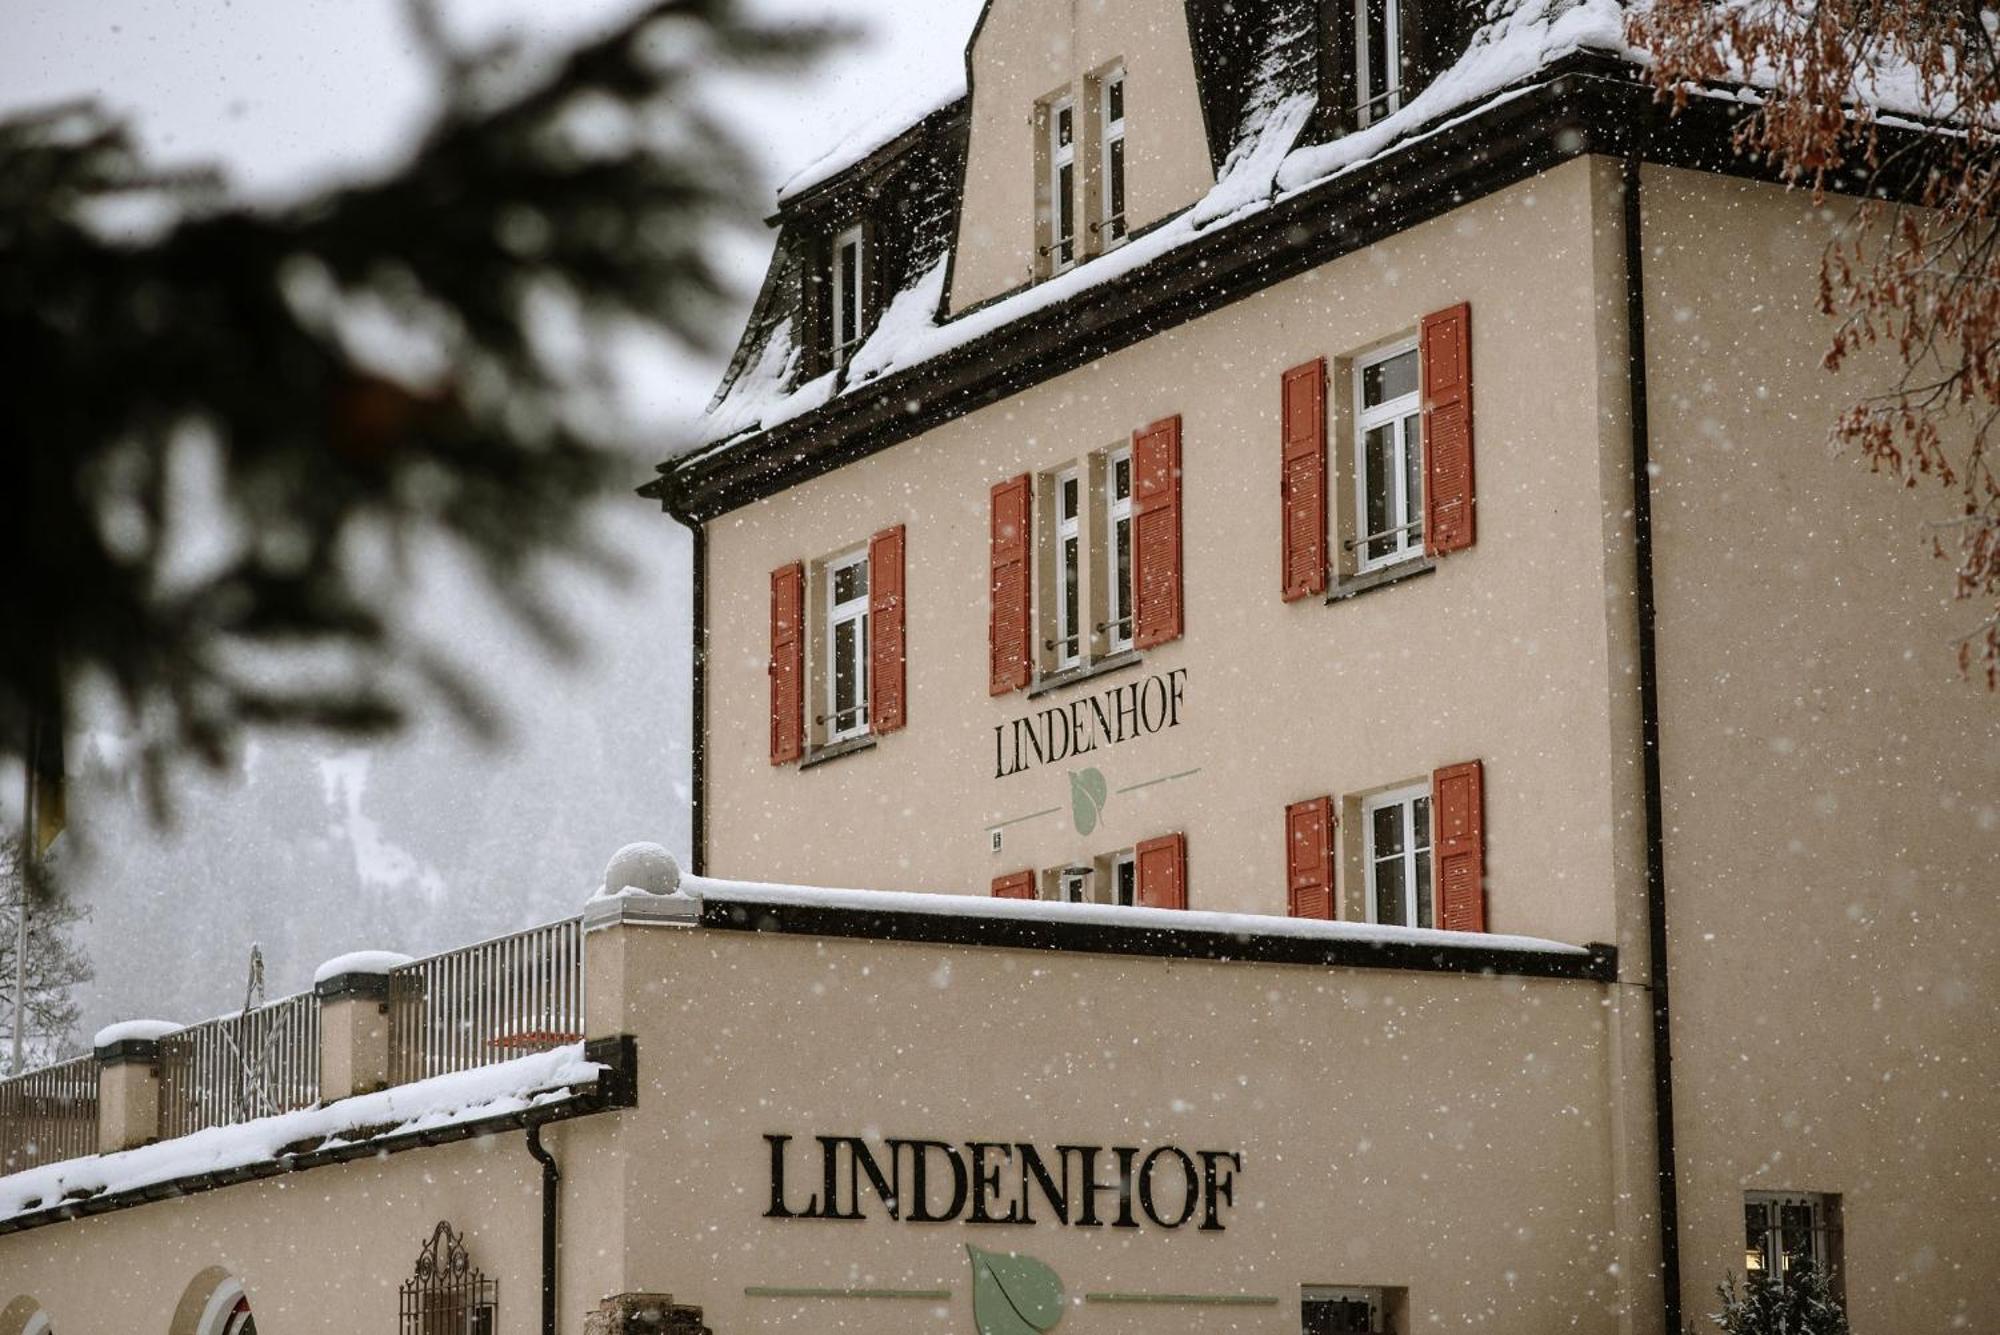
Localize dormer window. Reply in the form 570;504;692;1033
1098;69;1126;246
1047;97;1077;272
1354;0;1405;127
831;224;865;366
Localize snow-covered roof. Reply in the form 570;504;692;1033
0;1043;606;1230
777;78;968;206
687;0;1637;459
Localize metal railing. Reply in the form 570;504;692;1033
158;992;321;1140
0;1054;98;1173
388;918;584;1086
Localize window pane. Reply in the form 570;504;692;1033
1745;1203;1770;1272
1362;349;1418;407
1364;0;1392;111
833;618;858;721
1374;856;1406;926
833;559;867;605
1412;795;1431;852
1414;848;1432;928
838;241;859;343
1108;140;1126;238
1113;454;1131;501
1057;104;1073;148
1114;515;1132;631
1058;163;1075;261
1402;413;1423;539
1062;535;1080;648
1115;858;1136;906
1364;423;1397;561
1780;1202;1815;1274
1373;802;1405;857
1107;77;1123;123
1061;474;1079;521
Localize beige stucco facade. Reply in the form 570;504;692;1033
950;0;1215;311
0;910;1648;1334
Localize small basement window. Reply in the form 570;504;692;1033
1302;1285;1399;1333
1363;783;1432;928
1744;1191;1843;1290
1352;340;1422;573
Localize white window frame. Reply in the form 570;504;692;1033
831;224;864;366
1111;849;1136;907
1352;339;1423;573
1098;68;1127;248
1353;0;1404;128
1104;445;1134;653
1047;96;1077;273
1744;1190;1840;1283
1301;1286;1389;1334
1362;783;1432;929
824;547;870;743
1056;865;1092;904
1052;465;1083;669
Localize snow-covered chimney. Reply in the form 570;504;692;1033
313;951;411;1102
91;1019;177;1152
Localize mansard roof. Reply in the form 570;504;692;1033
647;0;1937;519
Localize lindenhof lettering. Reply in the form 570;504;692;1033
993;668;1187;779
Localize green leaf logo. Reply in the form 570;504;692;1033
967;1245;1064;1335
1068;767;1108;835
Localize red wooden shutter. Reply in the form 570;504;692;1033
1135;832;1188;910
868;524;906;734
1280;360;1328;601
992;870;1037;900
1285;796;1336;919
1432;760;1485;932
1133;415;1184;647
989;474;1033;695
1421;302;1475;555
768;562;805;765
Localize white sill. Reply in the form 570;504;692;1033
1326;558;1436;604
799;734;877;771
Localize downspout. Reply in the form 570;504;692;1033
525;1120;560;1335
1622;151;1683;1334
662;495;707;877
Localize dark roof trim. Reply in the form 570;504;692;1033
647;56;1913;519
0;1035;638;1238
698;893;1618;982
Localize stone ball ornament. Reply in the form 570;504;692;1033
602;841;681;898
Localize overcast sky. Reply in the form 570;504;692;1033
0;0;982;1039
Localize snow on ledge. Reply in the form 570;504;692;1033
0;1043;604;1226
680;874;1589;957
312;950;415;985
91;1019;180;1049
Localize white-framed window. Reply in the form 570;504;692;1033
1353;0;1404;128
1302;1286;1390;1334
831;224;864;366
1057;865;1091;903
1052;465;1083;669
1110;848;1136;907
1098;69;1127;247
1744;1191;1842;1285
1047;97;1077;272
1353;340;1422;572
1363;784;1432;929
1103;445;1134;652
825;547;870;742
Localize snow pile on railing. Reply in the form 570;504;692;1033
0;1043;602;1226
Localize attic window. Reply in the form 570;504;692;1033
1046;97;1077;272
1354;0;1404;127
831;224;865;366
1098;69;1126;245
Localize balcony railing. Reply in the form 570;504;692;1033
159;991;321;1140
0;1054;98;1173
0;914;586;1175
387;918;584;1085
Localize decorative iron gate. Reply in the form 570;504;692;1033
398;1221;498;1335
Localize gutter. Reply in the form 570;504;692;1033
525;1121;560;1335
1621;152;1684;1333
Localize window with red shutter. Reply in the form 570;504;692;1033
1135;831;1187;909
990;474;1033;694
1132;416;1183;648
1285;797;1336;919
868;525;906;733
1421;302;1474;556
991;869;1037;900
1431;759;1486;932
1280;361;1328;601
768;562;805;765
